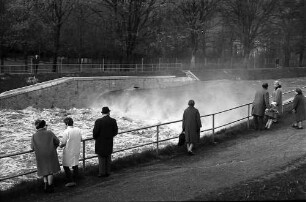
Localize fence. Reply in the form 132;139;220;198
0;63;183;75
0;87;303;182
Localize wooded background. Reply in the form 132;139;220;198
0;0;305;71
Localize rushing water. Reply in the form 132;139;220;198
1;77;306;190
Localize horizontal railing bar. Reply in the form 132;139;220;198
0;170;37;182
0;150;33;158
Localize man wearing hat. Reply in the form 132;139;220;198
93;106;118;177
252;83;270;130
182;100;202;155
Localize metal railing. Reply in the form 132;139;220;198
0;63;183;75
0;87;304;182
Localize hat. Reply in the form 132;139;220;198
101;107;110;114
296;88;303;95
188;100;195;106
274;80;281;87
35;119;46;129
262;83;268;89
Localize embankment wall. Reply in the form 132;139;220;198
0;76;195;109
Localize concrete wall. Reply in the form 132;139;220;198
0;76;195;109
192;67;306;81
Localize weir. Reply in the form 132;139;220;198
0;75;196;109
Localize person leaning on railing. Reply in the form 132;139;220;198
31;119;61;193
59;117;82;187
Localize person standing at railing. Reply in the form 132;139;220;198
272;80;283;123
182;100;202;155
252;83;270;131
33;55;40;74
31;119;60;193
291;88;306;129
59;117;82;187
93;106;118;178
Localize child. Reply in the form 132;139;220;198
265;101;278;129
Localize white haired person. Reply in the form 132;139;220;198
292;88;306;129
31;119;60;193
272;80;283;123
60;117;82;187
182;100;202;155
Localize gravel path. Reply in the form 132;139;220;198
19;112;306;201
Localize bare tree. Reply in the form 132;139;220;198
35;0;75;72
175;0;220;67
221;0;278;67
92;0;158;63
0;0;13;68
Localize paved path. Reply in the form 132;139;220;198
21;112;306;201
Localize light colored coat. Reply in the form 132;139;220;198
61;126;82;167
182;106;202;144
252;88;270;117
31;128;60;177
272;87;283;115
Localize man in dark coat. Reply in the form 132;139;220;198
93;106;118;177
252;82;270;130
182;100;202;155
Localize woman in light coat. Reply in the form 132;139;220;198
272;80;283;122
31;119;60;193
292;88;306;129
60;117;82;187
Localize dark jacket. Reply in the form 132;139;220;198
292;94;306;122
93;115;118;156
182;106;202;144
252;87;270;116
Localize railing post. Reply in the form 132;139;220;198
212;114;215;143
82;140;86;171
247;104;250;129
156;125;159;156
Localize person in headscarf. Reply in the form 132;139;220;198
182;100;202;155
31;119;60;193
292;88;306;129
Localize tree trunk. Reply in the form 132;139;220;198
23;42;28;71
52;25;61;72
0;40;3;73
284;32;291;67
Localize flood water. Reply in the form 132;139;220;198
1;77;306;190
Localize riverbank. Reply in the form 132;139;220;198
2;111;306;201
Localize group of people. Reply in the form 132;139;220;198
252;80;306;130
31;107;118;193
30;83;305;193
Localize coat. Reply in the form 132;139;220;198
93;115;118;156
272;87;283;115
182;106;202;144
31;128;61;177
61;126;82;167
252;88;270;117
292;94;306;122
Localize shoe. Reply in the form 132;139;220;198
292;125;298;128
47;184;54;193
297;127;303;129
188;151;195;155
65;182;76;187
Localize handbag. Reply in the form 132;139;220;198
178;131;185;146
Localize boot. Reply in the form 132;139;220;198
47;184;54;193
43;182;48;193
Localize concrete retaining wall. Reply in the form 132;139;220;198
0;76;195;109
